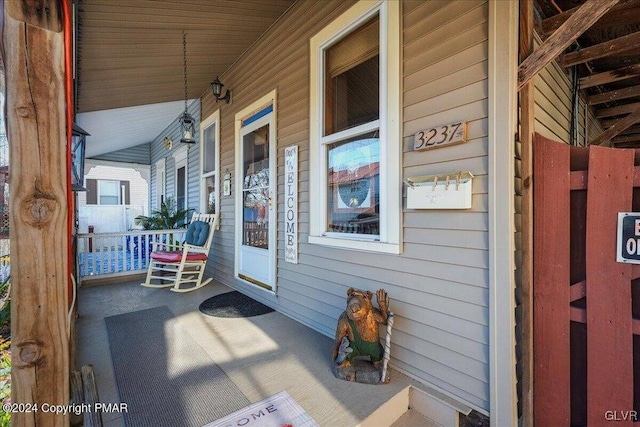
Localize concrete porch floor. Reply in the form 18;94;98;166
75;278;439;427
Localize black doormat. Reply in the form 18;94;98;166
199;291;274;318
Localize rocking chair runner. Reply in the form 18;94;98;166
141;213;220;293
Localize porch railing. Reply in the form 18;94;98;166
76;229;186;283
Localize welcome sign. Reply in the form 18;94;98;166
284;146;298;264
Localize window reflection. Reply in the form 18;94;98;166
327;134;379;235
242;124;269;248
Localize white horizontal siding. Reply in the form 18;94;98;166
403;0;489;412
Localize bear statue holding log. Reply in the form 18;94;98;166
332;288;390;383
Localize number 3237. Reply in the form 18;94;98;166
414;122;467;151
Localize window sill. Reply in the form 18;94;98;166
308;235;400;254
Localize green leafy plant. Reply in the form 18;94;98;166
0;338;10;427
134;197;191;230
0;269;10;341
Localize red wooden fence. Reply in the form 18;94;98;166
534;133;639;426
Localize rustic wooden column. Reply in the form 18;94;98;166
4;1;70;425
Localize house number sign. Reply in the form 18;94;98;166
413;121;467;151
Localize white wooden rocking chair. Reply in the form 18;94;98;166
141;213;220;293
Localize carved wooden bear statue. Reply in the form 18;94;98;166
332;288;389;368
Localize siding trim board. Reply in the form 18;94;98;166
488;0;518;424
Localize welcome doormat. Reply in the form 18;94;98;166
204;390;318;427
199;291;274;318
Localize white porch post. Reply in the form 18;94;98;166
488;0;518;425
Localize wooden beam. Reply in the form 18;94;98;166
541;0;638;37
588;84;640;106
562;31;640;68
579;64;640;89
590;106;640;145
518;0;620;90
595;101;640;118
612;134;640;145
622;124;640;135
601;117;640;130
519;0;535;425
4;0;70;425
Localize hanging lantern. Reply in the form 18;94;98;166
179;31;196;144
71;123;90;191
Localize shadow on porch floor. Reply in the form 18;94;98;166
75;278;436;427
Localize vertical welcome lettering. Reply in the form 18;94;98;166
284;146;298;263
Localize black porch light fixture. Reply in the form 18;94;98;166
210;76;231;104
71;123;90;192
179;31;196;144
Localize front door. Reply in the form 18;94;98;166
236;104;276;289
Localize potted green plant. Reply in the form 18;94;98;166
133;198;191;251
134;197;191;230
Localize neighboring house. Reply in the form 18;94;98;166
95;0;604;423
77;160;150;234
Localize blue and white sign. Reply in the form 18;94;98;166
284;145;298;264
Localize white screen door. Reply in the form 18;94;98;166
236;104;276;290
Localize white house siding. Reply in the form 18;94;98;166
201;0;490;414
149;100;201;213
77;161;150;233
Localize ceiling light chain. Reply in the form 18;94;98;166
183;30;188;114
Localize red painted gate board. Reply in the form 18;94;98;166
533;133;639;426
585;146;634;426
533;134;571;426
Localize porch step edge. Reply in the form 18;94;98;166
357;386;411;427
409;385;473;427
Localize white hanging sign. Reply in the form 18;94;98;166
406;171;474;209
284;145;298;264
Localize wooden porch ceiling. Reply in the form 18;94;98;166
76;0;295;113
534;0;640;147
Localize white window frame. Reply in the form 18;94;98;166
172;145;188;210
200;109;220;214
155;158;166;208
97;179;121;205
309;0;401;254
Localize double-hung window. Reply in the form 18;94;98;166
309;0;400;253
200;110;220;214
98;180;121;205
